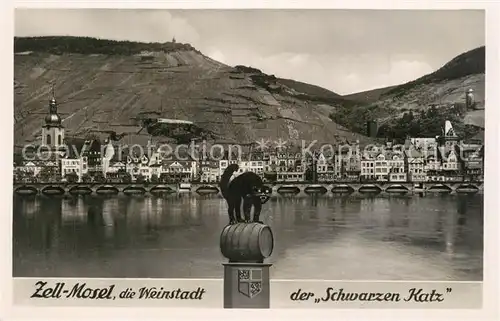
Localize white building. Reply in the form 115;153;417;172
360;156;375;181
60;140;90;182
161;160;194;182
387;153;407;182
106;161;126;174
374;153;390;181
61;158;85;182
360;146;379;181
126;154;151;181
200;160;219;183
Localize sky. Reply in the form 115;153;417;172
15;9;485;95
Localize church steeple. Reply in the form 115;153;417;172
44;84;62;127
42;83;65;148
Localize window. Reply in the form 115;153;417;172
46;134;51;145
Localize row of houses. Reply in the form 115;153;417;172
14;134;484;184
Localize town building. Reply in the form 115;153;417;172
387;152;407;182
199;159;220;183
126;153;150;181
438;147;462;181
360;147;378;181
275;151;305;182
60;138;91;182
404;148;426;182
425;153;443;182
410;137;437;150
457;143;484;182
161;160;195;182
373;152;390;181
14;161;41;183
84;139;103;178
316;152;335;182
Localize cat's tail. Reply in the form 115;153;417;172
219;163;239;198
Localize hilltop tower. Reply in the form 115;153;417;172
42;88;65;149
465;88;475;110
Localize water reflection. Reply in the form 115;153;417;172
13;194;483;280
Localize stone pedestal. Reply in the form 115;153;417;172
220;223;274;309
223;262;272;309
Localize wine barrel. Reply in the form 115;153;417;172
220;223;274;262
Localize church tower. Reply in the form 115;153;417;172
42;90;64;149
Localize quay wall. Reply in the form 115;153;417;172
13;181;484;196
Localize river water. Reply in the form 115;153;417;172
13;193;483;281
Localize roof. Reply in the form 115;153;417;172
163;160;192;167
470;130;485;143
64;137;102;157
404;148;423;158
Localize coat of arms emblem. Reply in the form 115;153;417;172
238;268;262;298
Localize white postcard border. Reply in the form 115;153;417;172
1;1;498;320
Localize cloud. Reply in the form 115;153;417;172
15;9;201;44
14;9;484;95
341;60;434;94
206;49;226;64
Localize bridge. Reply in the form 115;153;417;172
13;181;483;196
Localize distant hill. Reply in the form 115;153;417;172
384;46;485;98
343;85;397;104
276;78;343;100
13;36;371;149
332;46;485;141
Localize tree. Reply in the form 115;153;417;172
81;173;92;183
38;166;56;183
263;172;277;183
304;168;314;182
93;172;106;183
159;173;170;183
14;168;26;183
135;174;146;183
151;174;159;183
121;172;132;183
65;172;78;183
